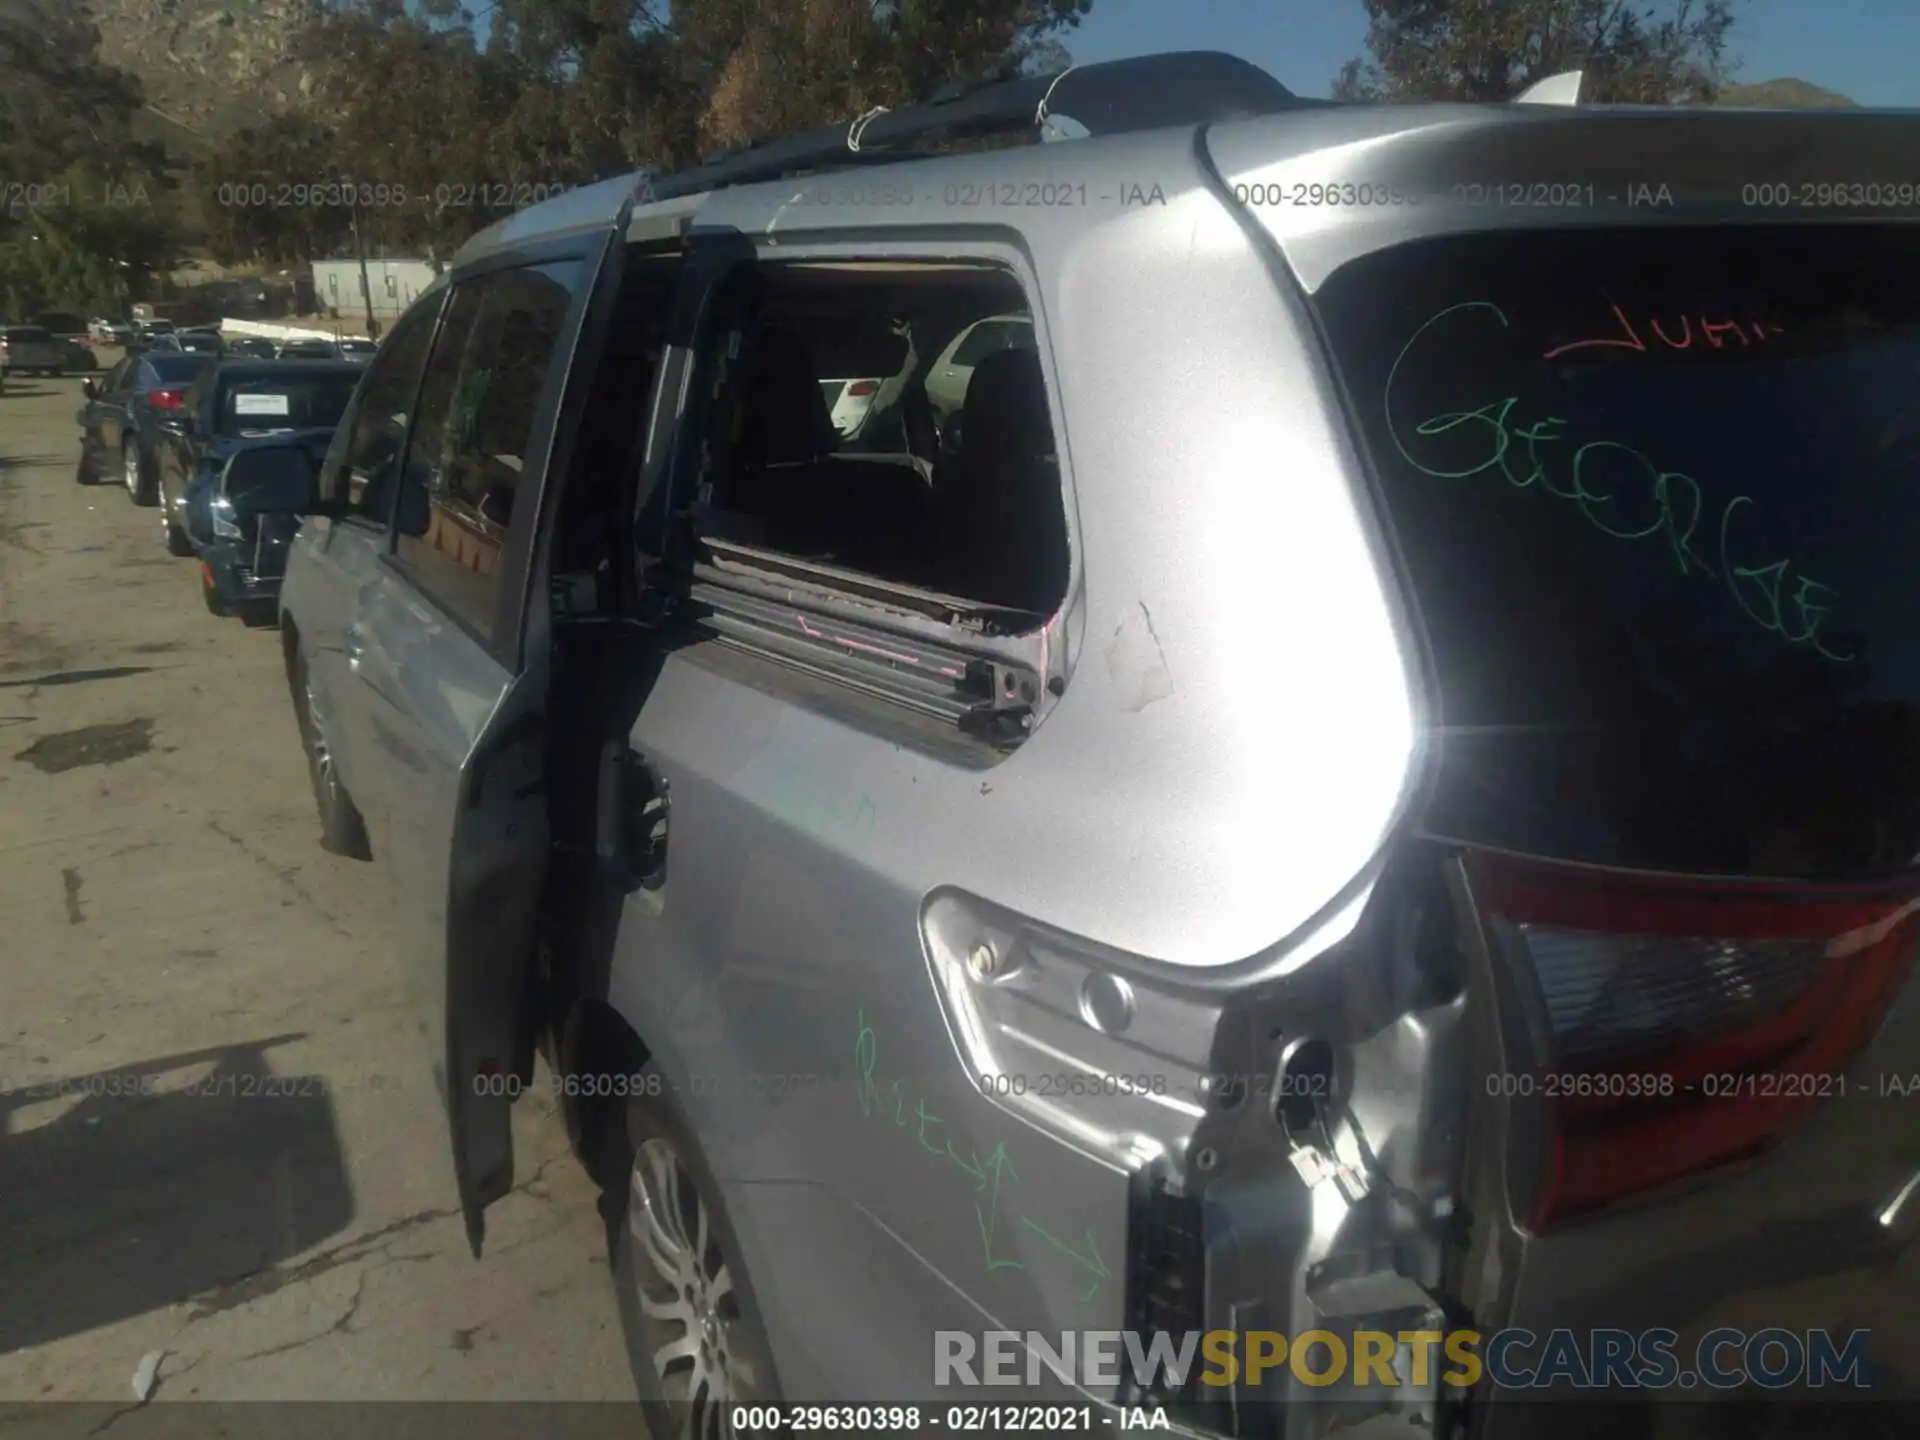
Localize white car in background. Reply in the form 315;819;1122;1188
923;312;1033;423
817;377;882;439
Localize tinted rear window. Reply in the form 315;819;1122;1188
950;318;1030;366
215;375;359;434
1315;226;1920;880
147;355;212;383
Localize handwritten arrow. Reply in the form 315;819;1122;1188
1019;1217;1111;1302
973;1143;1024;1272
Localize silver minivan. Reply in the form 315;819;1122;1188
253;51;1920;1440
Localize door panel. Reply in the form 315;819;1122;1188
600;653;1133;1394
350;570;530;1242
364;206;634;1248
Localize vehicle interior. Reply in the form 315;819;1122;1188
687;261;1067;618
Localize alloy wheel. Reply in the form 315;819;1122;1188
629;1137;759;1438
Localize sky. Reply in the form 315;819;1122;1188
1063;0;1919;106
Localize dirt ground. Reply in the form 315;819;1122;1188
0;374;632;1421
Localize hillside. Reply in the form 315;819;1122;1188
88;0;320;144
1715;77;1858;108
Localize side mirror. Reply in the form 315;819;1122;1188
224;444;322;519
81;378;99;401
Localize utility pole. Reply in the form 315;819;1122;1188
348;187;376;338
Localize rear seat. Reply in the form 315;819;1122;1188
718;328;933;570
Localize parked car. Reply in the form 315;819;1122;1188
158;358;361;559
250;54;1920;1432
55;337;98;372
74;351;218;502
133;319;176;341
223;337;279;359
0;325;66;376
175;329;224;357
921;311;1033;425
337;337;377;362
89;317;136;344
30;311;88;340
187;431;340;622
276;339;341;360
817;377;882;438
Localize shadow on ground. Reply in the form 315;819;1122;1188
0;1035;354;1353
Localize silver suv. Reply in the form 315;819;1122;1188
242;51;1920;1439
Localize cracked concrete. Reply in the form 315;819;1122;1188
0;383;630;1405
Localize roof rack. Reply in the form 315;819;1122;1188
641;51;1326;202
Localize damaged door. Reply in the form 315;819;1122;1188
372;189;645;1253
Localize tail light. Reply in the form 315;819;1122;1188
845;380;879;397
1465;849;1920;1228
150;389;185;409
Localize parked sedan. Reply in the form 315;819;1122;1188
74;351;218;502
158;359;361;559
55;337;98;372
1;326;66;376
922;311;1033;424
175;329;224;357
184;427;341;621
337;337;377;362
275;339;341;360
89;317;136;344
224;337;278;359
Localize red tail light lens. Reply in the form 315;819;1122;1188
150;389;185;409
844;379;879;397
1465;849;1920;1229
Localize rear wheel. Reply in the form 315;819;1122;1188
165;510;195;556
613;1095;778;1436
286;642;371;859
75;446;97;485
123;440;156;506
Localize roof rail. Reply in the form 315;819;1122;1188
641;51;1321;202
1512;70;1584;105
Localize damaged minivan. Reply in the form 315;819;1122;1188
257;49;1920;1440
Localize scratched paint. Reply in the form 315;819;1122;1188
764;772;878;835
854;1010;1110;1302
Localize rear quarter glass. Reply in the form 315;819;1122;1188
1312;224;1920;880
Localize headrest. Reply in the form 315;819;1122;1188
739;327;837;467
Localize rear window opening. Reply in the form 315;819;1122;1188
215;375;359;435
1315;225;1920;880
689;260;1070;622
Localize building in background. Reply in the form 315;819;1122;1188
310;258;440;320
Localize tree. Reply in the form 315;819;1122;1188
194;113;352;267
1332;0;1740;104
292;0;1094;254
0;0;181;312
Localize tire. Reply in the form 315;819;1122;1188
286;642;372;859
75;447;97;485
611;1092;780;1435
166;515;195;556
123;440;157;506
